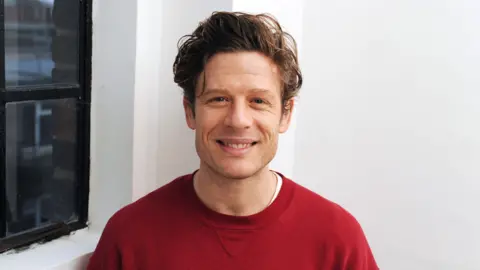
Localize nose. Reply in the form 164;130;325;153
224;100;252;129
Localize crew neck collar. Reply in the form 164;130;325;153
184;170;295;230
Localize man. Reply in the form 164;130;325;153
88;12;379;270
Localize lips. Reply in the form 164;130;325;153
215;139;258;154
216;139;257;148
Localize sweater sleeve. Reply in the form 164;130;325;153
341;217;379;270
344;232;379;270
86;218;123;270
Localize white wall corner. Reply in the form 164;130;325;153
88;0;138;232
131;0;164;201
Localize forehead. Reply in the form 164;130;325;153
199;52;281;94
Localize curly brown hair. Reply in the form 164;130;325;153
173;11;302;113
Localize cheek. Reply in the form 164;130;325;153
196;111;222;139
255;116;281;141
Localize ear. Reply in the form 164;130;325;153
183;97;196;130
279;98;294;133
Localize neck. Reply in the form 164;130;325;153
193;164;277;216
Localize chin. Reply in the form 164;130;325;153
215;160;264;180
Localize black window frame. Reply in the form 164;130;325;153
0;0;92;253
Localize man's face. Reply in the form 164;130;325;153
183;51;294;179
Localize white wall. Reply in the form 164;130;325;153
296;0;480;269
88;0;138;233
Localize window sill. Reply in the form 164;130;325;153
0;228;99;270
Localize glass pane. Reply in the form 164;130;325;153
5;98;78;236
4;0;80;87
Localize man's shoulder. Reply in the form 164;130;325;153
288;179;378;269
291;181;352;218
289;180;367;241
105;173;192;231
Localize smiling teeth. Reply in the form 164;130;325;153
227;143;250;149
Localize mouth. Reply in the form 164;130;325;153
216;140;258;149
215;139;258;155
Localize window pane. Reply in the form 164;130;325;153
4;0;79;87
5;98;78;236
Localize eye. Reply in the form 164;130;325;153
252;98;265;104
209;97;228;103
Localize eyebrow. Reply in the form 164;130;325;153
203;88;273;94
